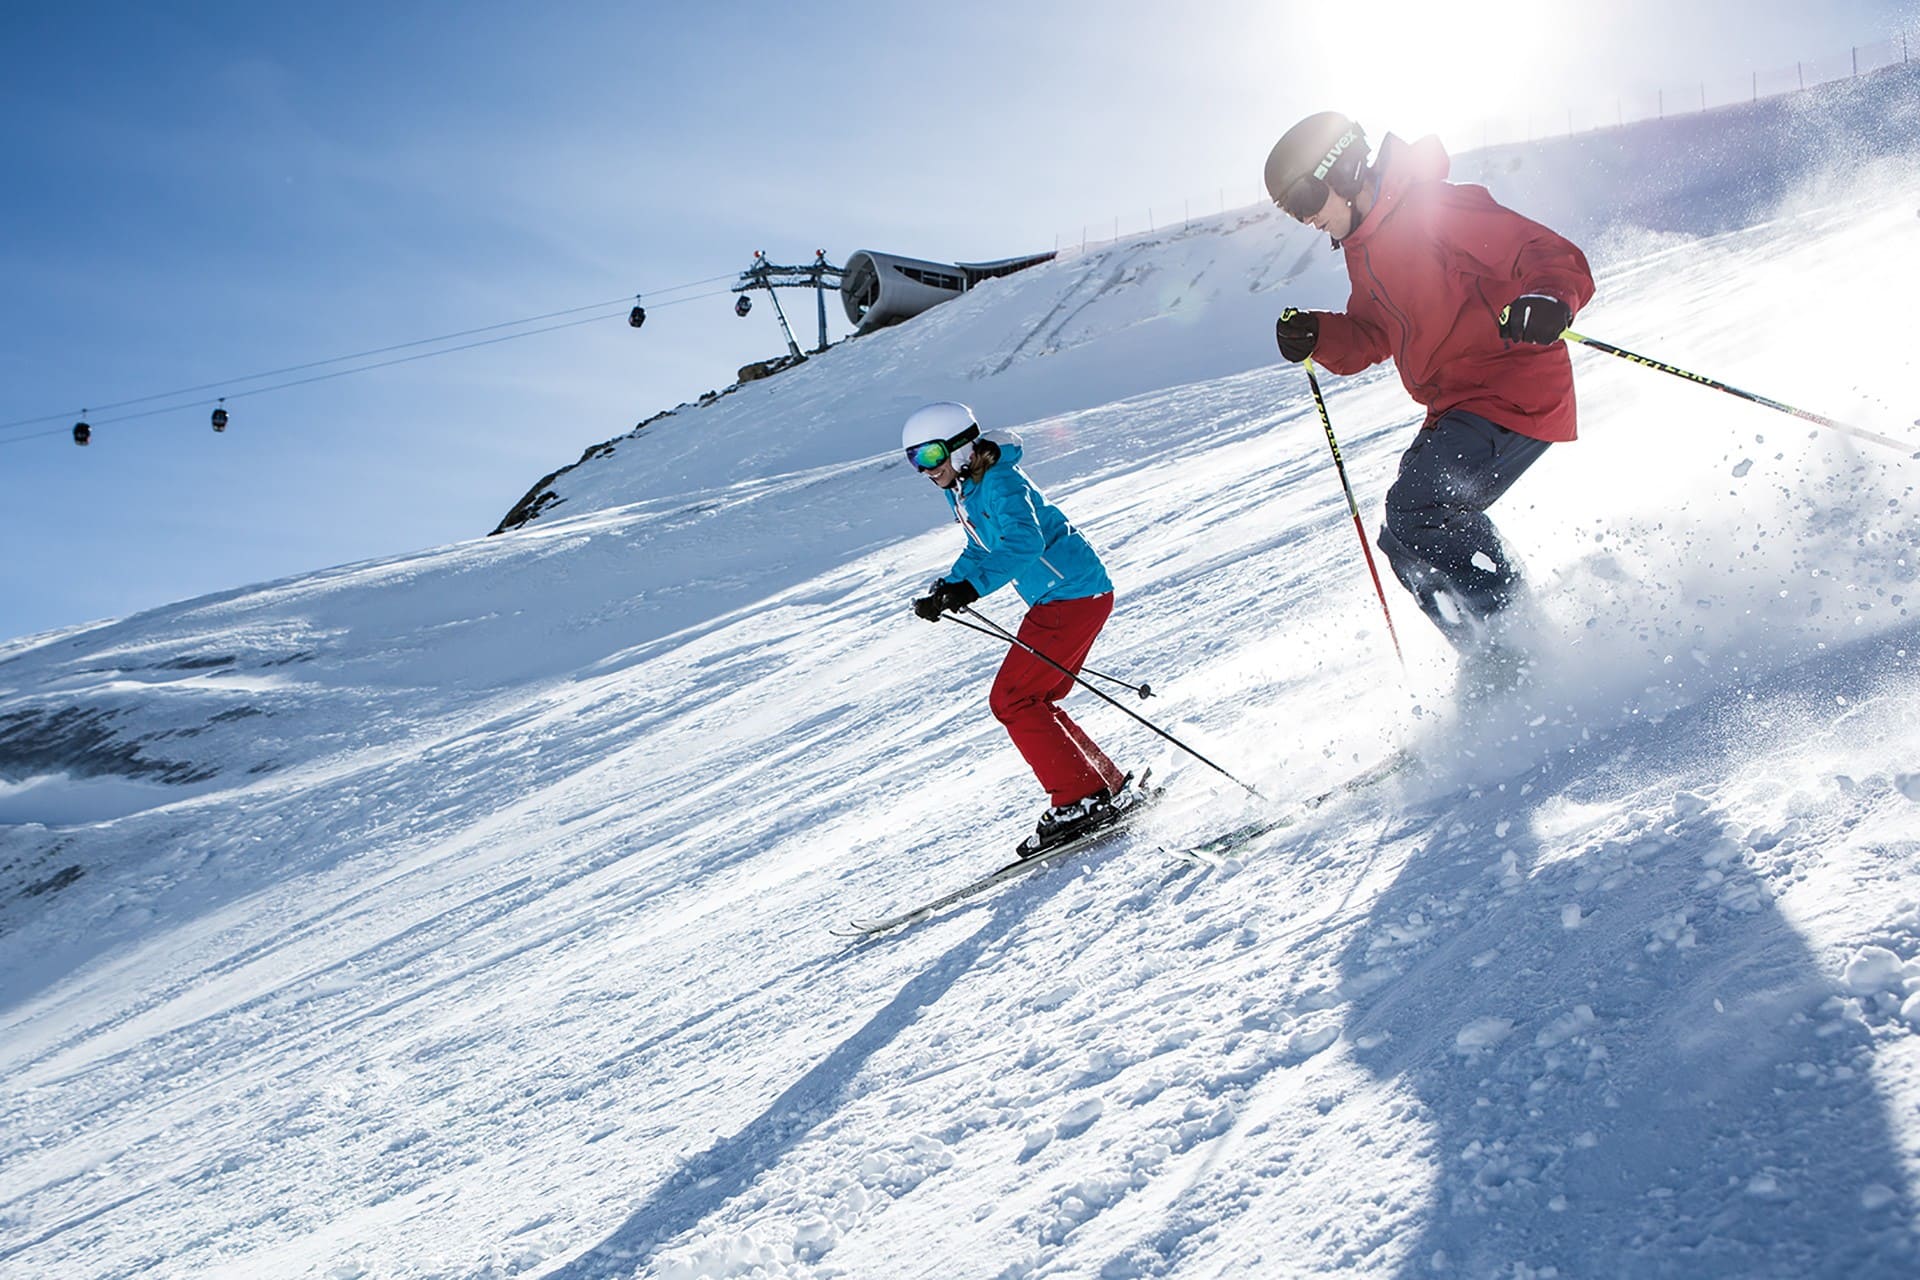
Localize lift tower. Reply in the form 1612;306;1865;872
731;250;845;357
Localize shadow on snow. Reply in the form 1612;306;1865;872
546;865;1082;1277
1341;625;1920;1279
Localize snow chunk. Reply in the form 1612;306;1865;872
1056;1097;1104;1138
1701;836;1745;868
1287;1023;1340;1061
858;1135;954;1196
791;1216;838;1262
1732;458;1754;478
1862;1183;1899;1211
1029;981;1076;1011
1899;991;1920;1030
1894;772;1920;802
1454;1017;1514;1054
1130;1141;1172;1174
1561;903;1584;929
1535;1005;1597;1049
1671;791;1711;819
1843;946;1907;995
654;1232;779;1279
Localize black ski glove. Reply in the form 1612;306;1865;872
1499;294;1572;345
1274;308;1320;363
912;578;979;621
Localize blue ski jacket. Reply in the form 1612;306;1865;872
942;433;1113;606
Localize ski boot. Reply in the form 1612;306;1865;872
1014;770;1149;859
1016;792;1113;858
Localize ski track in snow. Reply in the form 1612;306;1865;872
4;80;1920;1280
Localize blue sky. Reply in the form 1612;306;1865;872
3;0;1916;640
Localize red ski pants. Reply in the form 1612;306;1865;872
988;592;1125;807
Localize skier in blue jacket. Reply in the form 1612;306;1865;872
902;401;1137;853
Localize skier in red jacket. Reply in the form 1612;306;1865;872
1264;112;1595;678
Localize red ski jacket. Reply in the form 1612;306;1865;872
1312;134;1595;442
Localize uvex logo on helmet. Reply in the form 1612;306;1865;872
1264;112;1370;213
1312;131;1360;182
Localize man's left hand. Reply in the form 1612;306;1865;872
1499;294;1572;345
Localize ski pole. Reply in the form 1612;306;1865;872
1291;334;1406;673
1559;328;1919;457
950;609;1154;698
947;606;1268;802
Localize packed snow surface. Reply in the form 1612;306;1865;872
3;73;1920;1280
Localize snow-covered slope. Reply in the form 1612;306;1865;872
3;70;1920;1280
494;62;1920;539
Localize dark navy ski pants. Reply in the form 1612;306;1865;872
1376;409;1551;648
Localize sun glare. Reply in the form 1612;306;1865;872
1273;2;1569;151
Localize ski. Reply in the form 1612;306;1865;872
834;751;1411;940
1169;748;1414;863
1303;746;1415;808
834;789;1163;940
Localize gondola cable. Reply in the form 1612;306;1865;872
0;271;739;437
0;283;735;449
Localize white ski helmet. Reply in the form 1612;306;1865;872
900;401;981;472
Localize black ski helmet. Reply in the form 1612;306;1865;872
1264;112;1370;219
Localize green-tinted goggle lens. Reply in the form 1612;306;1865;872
907;440;950;471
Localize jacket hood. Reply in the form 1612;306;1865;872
1381;132;1451;186
1344;133;1450;247
985;432;1024;468
949;430;1023;498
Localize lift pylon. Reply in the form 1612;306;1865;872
731;250;845;356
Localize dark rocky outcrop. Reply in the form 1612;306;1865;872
0;705;221;785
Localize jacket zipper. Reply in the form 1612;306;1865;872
953;490;989;550
1356;227;1444;409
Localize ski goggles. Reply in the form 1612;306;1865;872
1276;173;1331;221
906;439;954;471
